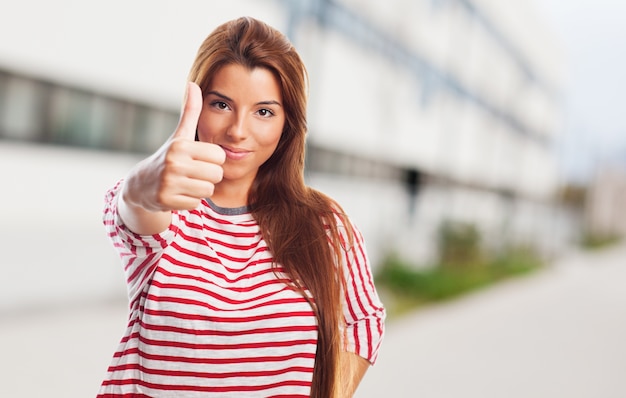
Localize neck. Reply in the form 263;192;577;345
211;179;251;208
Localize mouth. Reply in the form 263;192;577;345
221;145;251;160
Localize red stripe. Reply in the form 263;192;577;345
145;292;309;313
180;209;259;238
142;308;315;324
164;244;221;265
157;258;280;285
351;228;385;360
345;243;368;348
162;246;275;277
112;346;316;365
174;227;208;247
203;223;259;238
137;332;316;350
202;212;257;228
214;248;269;263
270;395;310;398
107;362;313;379
154;266;284;292
147;278;300;305
137;318;317;337
207;235;265;251
101;378;311;393
354;228;383;311
339;221;385;360
125;252;157;285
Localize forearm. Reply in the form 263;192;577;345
340;351;371;397
118;179;172;236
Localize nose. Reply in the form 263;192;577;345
226;112;248;141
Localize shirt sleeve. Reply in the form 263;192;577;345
338;216;386;365
102;180;180;305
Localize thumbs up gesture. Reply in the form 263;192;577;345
122;82;226;215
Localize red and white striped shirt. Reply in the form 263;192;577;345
98;181;385;397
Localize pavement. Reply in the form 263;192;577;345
356;244;626;398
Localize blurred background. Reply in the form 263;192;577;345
1;0;625;397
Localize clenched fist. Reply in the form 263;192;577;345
122;82;226;216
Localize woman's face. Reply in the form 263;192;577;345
197;63;285;190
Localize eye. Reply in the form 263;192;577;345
211;101;230;110
257;108;274;117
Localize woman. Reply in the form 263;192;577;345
99;17;385;398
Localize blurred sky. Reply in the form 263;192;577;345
537;0;626;183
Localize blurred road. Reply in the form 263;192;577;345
356;244;626;398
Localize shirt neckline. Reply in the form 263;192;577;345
205;198;251;216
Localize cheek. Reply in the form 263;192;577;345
260;130;282;149
195;113;208;140
258;120;284;148
196;113;220;142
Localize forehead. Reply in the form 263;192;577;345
209;64;282;101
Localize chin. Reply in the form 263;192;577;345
222;169;256;184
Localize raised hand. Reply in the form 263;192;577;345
121;82;226;223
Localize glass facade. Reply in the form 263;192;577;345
0;70;178;154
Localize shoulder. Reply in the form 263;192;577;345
307;187;363;248
306;187;351;226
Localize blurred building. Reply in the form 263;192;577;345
0;0;571;271
585;161;626;238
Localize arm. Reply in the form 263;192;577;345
340;351;371;397
338;219;386;396
118;82;225;235
117;164;172;236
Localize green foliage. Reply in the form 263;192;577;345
437;221;484;268
375;222;544;318
581;232;621;250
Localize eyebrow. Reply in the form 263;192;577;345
206;90;282;107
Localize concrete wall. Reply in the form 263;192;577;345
586;164;626;237
0;143;137;313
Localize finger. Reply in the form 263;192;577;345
174;82;203;140
179;177;219;199
156;176;216;210
186;141;227;165
183;161;224;184
168;195;203;211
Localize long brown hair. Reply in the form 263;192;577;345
188;17;351;397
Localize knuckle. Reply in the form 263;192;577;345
166;162;184;176
183;198;201;210
203;184;215;198
163;155;185;176
168;138;189;155
209;164;223;182
216;148;226;164
154;190;170;209
204;167;221;184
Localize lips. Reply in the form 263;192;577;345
221;145;251;160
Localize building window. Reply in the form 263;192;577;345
0;76;43;141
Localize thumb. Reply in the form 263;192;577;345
173;82;203;139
